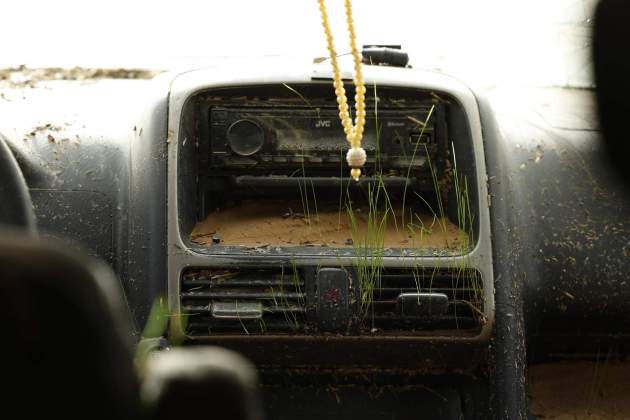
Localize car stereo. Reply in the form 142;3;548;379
195;84;450;213
208;106;443;174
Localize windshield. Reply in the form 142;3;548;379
2;0;594;88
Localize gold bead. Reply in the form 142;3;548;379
350;168;361;181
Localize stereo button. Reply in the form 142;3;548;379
227;119;265;156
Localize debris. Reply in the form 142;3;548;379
190;199;466;249
345;238;354;246
282;208;306;219
212;234;221;244
28;123;63;138
210;271;238;282
253;244;271;253
0;65;159;88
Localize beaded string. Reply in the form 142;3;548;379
317;0;366;181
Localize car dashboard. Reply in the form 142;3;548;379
2;61;630;419
167;65;494;358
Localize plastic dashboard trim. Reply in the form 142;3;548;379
166;62;495;343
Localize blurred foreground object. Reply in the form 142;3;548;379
594;0;630;186
0;230;138;419
141;347;264;420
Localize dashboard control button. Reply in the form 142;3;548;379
226;119;264;156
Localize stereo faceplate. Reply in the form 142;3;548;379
209;106;439;172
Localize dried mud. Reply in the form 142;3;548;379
0;65;158;88
191;200;466;249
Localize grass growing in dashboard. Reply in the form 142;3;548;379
347;179;389;320
281;82;478;324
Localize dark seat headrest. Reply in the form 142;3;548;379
0;230;138;419
141;347;264;420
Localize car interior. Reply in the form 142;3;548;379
1;1;630;419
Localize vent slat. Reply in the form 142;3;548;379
182;305;306;314
181;291;304;300
182;305;209;312
183;278;303;287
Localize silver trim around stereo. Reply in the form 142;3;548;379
166;61;495;342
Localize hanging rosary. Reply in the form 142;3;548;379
317;0;366;181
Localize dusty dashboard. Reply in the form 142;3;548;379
167;65;494;365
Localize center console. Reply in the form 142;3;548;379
166;63;494;368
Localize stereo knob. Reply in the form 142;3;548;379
226;119;264;156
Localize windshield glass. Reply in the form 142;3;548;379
2;0;595;88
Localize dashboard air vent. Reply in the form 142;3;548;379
366;268;484;334
181;267;306;336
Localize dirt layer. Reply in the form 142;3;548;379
0;65;158;88
191;200;467;249
528;362;630;419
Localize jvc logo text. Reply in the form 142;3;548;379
315;120;332;128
